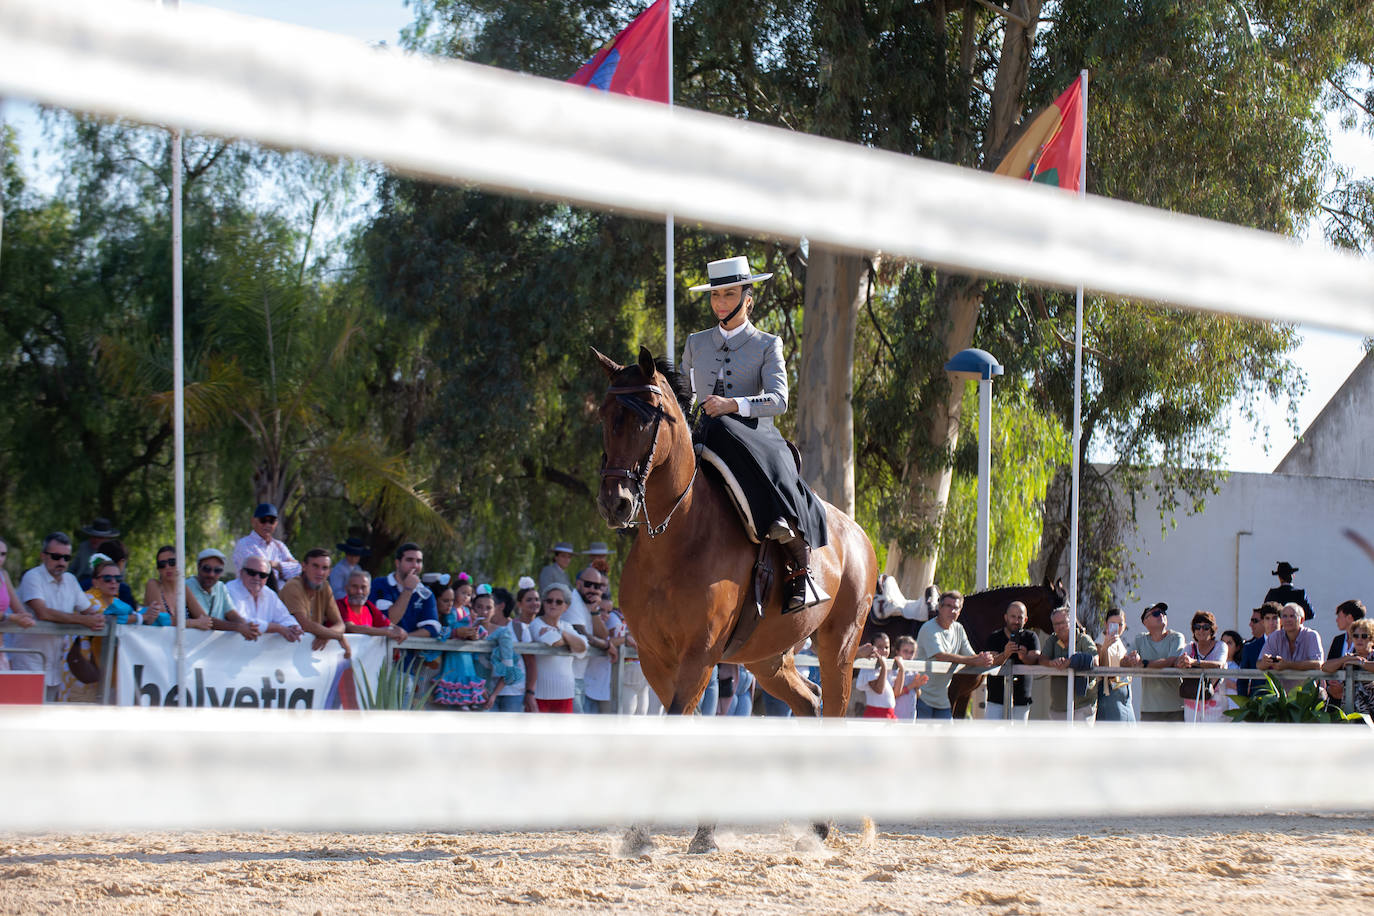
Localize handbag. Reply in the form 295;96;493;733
1178;644;1217;701
66;637;101;685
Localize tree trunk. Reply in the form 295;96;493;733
883;4;1044;595
884;278;984;591
795;246;871;517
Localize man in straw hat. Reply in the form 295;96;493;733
539;541;575;594
681;255;830;612
581;541;614;578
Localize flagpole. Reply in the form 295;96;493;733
161;0;188;704
664;0;674;360
1068;68;1087;628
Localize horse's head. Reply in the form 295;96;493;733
591;345;692;529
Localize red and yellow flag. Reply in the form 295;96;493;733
567;0;670;104
994;78;1085;192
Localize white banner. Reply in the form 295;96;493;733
115;627;386;709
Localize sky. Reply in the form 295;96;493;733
2;0;1370;474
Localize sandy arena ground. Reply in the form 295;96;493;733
3;815;1373;914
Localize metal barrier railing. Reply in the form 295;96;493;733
5;619;1370;718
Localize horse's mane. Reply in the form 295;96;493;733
968;583;1053;601
613;356;694;418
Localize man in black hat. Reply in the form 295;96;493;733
330;536;371;599
1264;561;1314;621
72;517;121;582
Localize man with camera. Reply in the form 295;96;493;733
983;601;1040;721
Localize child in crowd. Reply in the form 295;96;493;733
483;587;526;712
891;635;929;722
433;581;487;710
856;633;897;718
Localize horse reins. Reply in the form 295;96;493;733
601;383;699;539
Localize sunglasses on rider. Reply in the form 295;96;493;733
241;568;271;580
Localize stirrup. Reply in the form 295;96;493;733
781;569;829;613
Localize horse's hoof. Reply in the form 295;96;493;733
687;828;718;855
619;826;655;857
812;821;832;842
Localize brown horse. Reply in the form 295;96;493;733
593;347;877;851
861;578;1068;717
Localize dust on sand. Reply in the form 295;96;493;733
3;815;1373;914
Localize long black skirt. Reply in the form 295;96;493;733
698;414;830;549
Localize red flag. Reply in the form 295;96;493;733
568;0;670;104
994;78;1085;192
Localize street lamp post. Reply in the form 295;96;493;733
944;348;1004;593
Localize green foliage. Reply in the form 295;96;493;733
1225;674;1369;724
355;656;434;711
938;380;1070;592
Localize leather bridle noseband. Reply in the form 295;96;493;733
600;383;698;538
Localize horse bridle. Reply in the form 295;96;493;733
600;383;699;539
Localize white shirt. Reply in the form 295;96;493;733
564;593;593;680
231;532;301;582
530;617;588;700
893;667;920;720
225;578;299;630
582;610;626;702
856;666;897;709
13;565;96;685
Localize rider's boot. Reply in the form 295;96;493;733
768;519;829;613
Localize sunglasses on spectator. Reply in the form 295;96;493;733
256;516;278;524
200;565;224;574
242;568;271;579
545;597;567;605
45;551;72;561
1192;624;1212;631
96;574;123;582
1148;609;1166;618
578;580;604;589
156;558;178;569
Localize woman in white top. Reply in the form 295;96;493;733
529;582;587;713
1181;610;1228;722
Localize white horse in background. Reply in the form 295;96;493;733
870;575;940;622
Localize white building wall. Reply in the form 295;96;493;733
1275;351;1374;480
1112;470;1374;647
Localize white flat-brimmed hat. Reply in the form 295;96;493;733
688;256;773;292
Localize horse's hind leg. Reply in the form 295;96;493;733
748;654;822;718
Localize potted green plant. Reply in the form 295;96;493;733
1225;675;1369;724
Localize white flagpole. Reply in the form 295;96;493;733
664;0;674;361
1068;68;1088;626
165;0;188;704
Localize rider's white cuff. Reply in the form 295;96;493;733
734;397;751;417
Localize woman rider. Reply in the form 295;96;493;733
681;256;830;613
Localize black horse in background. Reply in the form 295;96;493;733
861;577;1069;718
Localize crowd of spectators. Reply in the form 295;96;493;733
2;520;1370;720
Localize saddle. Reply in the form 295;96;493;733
698;442;802;661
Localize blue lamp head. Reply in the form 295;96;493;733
944;348;1004;382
